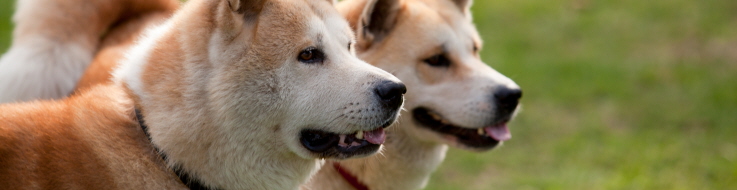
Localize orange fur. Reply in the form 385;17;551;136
0;85;185;189
0;0;179;102
75;12;174;92
1;3;182;188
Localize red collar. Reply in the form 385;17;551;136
333;162;369;190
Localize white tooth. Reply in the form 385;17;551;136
478;128;484;135
356;131;364;139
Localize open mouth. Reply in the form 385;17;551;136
412;107;511;150
300;122;391;159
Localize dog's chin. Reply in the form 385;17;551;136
412;107;511;151
299;119;394;159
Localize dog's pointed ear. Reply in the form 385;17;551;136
228;0;267;17
451;0;473;16
354;0;401;49
218;0;266;40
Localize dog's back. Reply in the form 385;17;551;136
0;85;185;189
0;0;178;103
0;1;181;187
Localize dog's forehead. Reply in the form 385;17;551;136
435;5;480;49
252;0;351;54
267;0;336;20
412;0;481;47
308;1;354;42
314;16;353;44
272;0;352;42
305;0;339;16
405;1;479;52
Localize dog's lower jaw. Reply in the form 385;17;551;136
303;123;449;190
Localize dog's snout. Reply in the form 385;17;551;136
494;87;522;114
374;80;406;109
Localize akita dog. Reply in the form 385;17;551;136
0;0;405;189
303;0;522;189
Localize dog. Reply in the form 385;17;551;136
302;0;522;189
0;0;406;189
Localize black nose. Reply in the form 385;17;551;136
494;87;522;115
374;80;406;109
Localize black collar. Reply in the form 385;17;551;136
135;108;217;190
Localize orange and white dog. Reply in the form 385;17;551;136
303;0;522;189
0;0;178;103
0;0;406;189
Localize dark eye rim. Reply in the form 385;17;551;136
423;54;451;67
298;47;325;64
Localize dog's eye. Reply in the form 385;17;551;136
300;51;313;60
298;48;325;64
423;54;451;67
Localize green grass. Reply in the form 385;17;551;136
1;0;735;189
0;0;13;52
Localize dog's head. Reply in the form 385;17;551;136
211;0;407;161
116;0;404;188
339;0;521;151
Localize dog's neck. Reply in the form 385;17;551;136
133;98;319;190
126;69;316;190
336;122;449;190
136;108;217;190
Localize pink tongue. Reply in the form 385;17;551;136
363;128;386;144
484;124;511;141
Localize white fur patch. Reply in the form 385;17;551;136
0;37;91;103
113;20;174;98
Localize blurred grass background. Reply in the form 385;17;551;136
0;0;735;189
426;0;737;189
0;0;11;52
